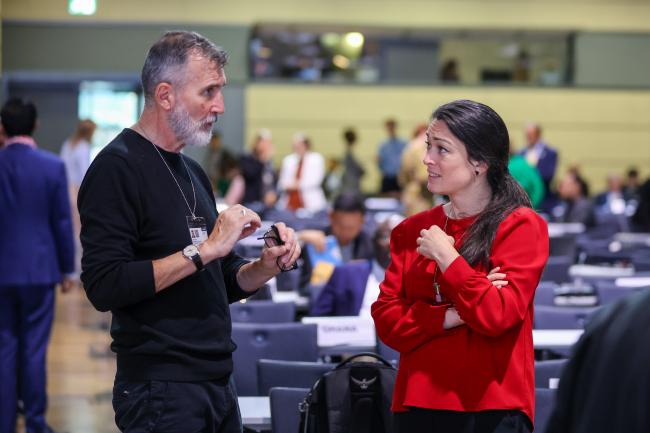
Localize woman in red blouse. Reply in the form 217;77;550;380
372;100;549;433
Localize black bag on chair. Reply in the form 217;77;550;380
298;352;396;433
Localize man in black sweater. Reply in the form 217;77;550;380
78;31;300;433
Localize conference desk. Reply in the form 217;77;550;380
302;316;584;353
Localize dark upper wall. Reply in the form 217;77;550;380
2;22;250;83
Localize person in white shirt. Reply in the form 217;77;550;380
60;118;96;278
277;132;327;213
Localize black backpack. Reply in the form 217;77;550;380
298;353;396;433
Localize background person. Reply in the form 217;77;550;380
277;132;326;212
377;118;407;196
0;98;75;433
309;214;403;317
60;118;96;280
372;100;549;433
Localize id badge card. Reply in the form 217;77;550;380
187;216;208;246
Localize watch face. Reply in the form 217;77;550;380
184;245;199;257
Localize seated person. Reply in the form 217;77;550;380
297;192;374;295
594;173;630;215
309;215;402;316
551;169;595;227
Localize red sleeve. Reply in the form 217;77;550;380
371;221;450;354
439;208;549;337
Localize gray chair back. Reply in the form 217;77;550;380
534;305;601;329
270;387;309;433
535;388;557;433
257;359;334;395
231;322;318;396
230;300;296;323
376;337;400;364
535;359;568;388
540;256;572;284
534;282;559;306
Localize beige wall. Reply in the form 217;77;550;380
4;0;650;32
246;85;650;194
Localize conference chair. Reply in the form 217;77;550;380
270;387;310;433
534;281;559;306
535;359;568;388
376;337;399;365
593;280;644;306
540;256;572;284
230;300;296;323
257;359;334;395
534;388;557;433
549;234;577;259
231;322;319;396
534;305;601;329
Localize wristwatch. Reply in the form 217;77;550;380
182;244;204;271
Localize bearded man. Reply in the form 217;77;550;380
78;31;300;433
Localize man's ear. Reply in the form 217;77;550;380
154;82;174;111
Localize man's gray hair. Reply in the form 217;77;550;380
141;31;228;106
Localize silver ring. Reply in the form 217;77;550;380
240;209;246;216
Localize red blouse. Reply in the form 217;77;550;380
371;205;549;425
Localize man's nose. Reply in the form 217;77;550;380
212;94;225;114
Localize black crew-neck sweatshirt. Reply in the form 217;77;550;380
78;128;251;381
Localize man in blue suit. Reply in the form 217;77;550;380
0;98;75;433
518;123;558;210
310;215;402;317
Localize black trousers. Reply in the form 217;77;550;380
395;407;532;433
112;377;242;433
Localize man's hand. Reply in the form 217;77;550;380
259;222;301;274
200;205;261;263
487;266;508;289
299;230;327;252
60;276;77;293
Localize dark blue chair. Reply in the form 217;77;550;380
231;323;319;396
540;256;572;284
535;388;557;433
534;305;601;329
376;337;399;364
534;282;559;306
549;234;577;259
257;359;334;395
230;300;296;323
535;359;568;388
593;280;644;306
270;387;309;433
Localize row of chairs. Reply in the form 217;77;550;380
264;358;566;433
230;316;571;396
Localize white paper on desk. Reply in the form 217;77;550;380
302;316;376;347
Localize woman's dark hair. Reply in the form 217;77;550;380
432;99;532;268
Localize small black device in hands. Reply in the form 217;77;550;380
257;224;299;272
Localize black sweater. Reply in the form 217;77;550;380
79;129;250;381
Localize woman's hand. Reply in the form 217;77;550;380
487;266;508;289
443;307;465;330
416;225;459;272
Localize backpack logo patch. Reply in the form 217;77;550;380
351;375;377;390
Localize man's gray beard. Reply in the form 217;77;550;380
168;104;214;147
